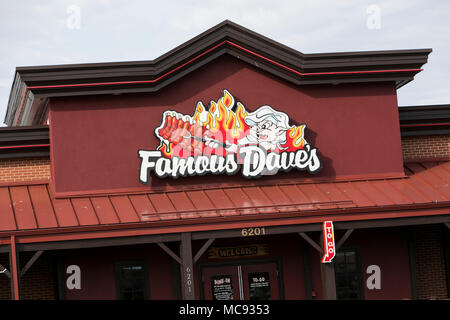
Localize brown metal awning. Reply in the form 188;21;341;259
0;161;449;245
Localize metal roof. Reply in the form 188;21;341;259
0;162;449;240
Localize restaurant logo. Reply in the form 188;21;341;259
138;90;321;183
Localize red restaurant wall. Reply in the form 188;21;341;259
61;230;411;300
63;244;174;300
49;55;403;196
358;228;412;300
62;235;306;300
310;227;412;300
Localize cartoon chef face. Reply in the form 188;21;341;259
205;105;292;153
241;105;291;151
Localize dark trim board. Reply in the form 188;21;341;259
55;256;66;300
192;224;323;241
399;104;450;136
334;215;450;230
1;214;448;254
399;104;450;122
0;125;49;159
10;233;181;253
401;128;450;137
192;214;450;240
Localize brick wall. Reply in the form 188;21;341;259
0;252;56;300
401;134;450;161
0;157;50;183
413;225;448;299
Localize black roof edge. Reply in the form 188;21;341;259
0;125;50;160
399;104;450;137
5;20;432;126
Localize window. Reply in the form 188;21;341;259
115;261;150;300
334;247;364;300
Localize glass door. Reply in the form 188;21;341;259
202;262;279;300
242;263;279;300
202;265;241;300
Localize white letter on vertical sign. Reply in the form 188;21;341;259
366;265;381;289
321;221;335;263
66;265;81;290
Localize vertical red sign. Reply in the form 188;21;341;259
321;221;336;263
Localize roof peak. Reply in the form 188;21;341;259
6;21;431;126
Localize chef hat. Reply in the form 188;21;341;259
244;105;291;130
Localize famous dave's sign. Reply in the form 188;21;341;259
138;90;321;183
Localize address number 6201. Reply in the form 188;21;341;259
241;227;266;237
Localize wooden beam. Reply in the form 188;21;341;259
335;215;450;230
18;233;181;252
193;238;215;263
20;250;43;277
298;232;322;254
180;233;195;300
300;238;313;300
320;262;337;300
336;229;354;250
0;264;11;278
157;242;182;265
320;232;336;300
56;258;66;300
9;235;20;300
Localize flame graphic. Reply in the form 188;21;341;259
193;90;249;143
155;90;306;158
159;143;173;158
284;125;306;152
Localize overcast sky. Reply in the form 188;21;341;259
1;0;449;125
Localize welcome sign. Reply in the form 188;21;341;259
138;90;321;183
